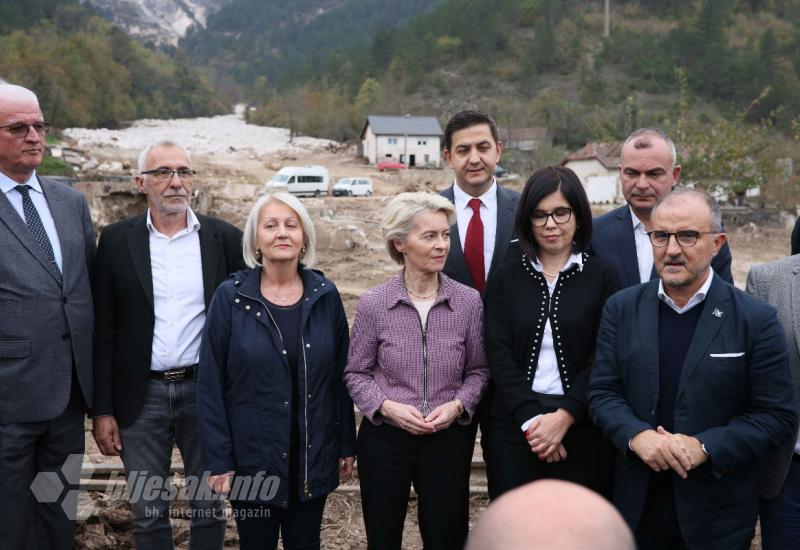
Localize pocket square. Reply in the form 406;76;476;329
709;352;745;358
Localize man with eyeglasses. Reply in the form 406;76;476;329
0;84;96;548
590;127;734;288
92;141;244;549
588;187;797;549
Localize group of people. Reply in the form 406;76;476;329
1;82;799;550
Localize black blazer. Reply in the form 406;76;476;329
485;245;620;426
791;216;800;255
92;212;244;427
590;204;734;288
440;183;520;293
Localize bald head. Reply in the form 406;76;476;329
467;480;634;550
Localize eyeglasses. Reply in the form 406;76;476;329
0;121;51;137
531;207;572;227
140;168;196;181
647;230;721;247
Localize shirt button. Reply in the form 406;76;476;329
284;401;289;407
282;452;287;459
305;343;310;348
282;350;287;355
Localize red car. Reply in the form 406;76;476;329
377;160;407;172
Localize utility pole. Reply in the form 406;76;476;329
604;0;611;38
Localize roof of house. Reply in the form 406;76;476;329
499;127;550;142
561;142;622;170
362;116;443;138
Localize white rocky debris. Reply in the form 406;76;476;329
63;114;338;157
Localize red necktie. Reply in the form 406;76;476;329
464;198;485;293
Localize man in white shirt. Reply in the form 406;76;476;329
439;109;520;494
92;141;244;549
590;127;734;288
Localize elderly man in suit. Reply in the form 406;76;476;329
588;187;797;549
92;141;244;549
746;257;800;549
590;127;734;287
439;109;520;491
0;84;95;549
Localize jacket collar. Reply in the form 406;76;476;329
386;270;456;311
235;265;332;307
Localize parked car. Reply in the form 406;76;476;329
376;160;407;172
333;177;374;197
265;165;329;196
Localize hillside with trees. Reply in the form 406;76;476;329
0;0;225;128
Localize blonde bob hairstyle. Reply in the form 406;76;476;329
382;192;455;265
242;192;317;268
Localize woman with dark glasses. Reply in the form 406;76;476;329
484;166;620;499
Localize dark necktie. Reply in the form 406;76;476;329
464;198;485;293
15;185;63;284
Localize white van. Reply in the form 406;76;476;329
265;166;329;197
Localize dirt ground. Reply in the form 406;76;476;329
73;145;789;549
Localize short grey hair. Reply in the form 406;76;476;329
382;192;456;265
652;187;723;232
242;192;317;268
137;141;192;172
622;127;677;168
0;84;39;107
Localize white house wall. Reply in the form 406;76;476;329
564;159;621;204
362;130;441;167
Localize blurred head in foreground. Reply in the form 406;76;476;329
466;480;635;550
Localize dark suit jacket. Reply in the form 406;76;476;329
590;204;734;288
93;212;244;428
0;176;95;423
746;255;800;499
440;183;520;293
588;276;798;548
791;216;800;255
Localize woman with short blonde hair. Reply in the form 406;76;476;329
346;191;488;549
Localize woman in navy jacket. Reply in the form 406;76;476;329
198;192;356;550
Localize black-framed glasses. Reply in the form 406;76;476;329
532;207;572;227
647;230;721;247
140;168;196;181
0;121;50;137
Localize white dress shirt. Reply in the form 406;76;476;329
630;207;654;284
453;180;498;279
521;252;584;431
658;268;714;314
148;208;206;371
0;170;64;271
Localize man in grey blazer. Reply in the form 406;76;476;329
746;256;800;549
0;84;95;548
439;109;520;493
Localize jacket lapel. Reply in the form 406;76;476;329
127;217;154;309
441;185;474;286
489;186;516;278
675;278;730;403
638;282;661;413
614;207;641;287
791;265;800;358
198;219;221;307
40;178;72;286
0;179;62;285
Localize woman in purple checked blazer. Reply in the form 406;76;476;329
345;192;489;550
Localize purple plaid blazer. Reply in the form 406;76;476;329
344;272;489;427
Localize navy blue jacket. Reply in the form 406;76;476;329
198;266;356;508
590;205;734;288
588;276;797;548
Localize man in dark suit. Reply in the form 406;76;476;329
588;187;797;549
440;109;519;293
746;256;800;549
439;109;520;495
0;84;95;549
92;141;244;549
590;127;733;287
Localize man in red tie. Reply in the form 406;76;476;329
440;109;520;493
